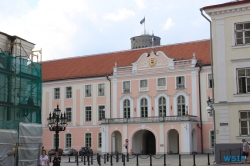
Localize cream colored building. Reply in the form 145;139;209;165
203;0;250;160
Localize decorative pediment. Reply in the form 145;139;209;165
132;51;174;70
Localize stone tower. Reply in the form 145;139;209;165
130;34;161;49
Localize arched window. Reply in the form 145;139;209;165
159;97;166;116
177;95;185;115
141;98;148;117
124;99;130;118
66;133;71;148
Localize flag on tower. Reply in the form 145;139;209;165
140;17;145;24
152;33;155;41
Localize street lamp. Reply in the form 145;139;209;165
47;104;68;153
206;97;216;163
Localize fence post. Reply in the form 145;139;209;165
88;154;90;166
193;154;196;166
104;154;106;164
84;154;86;165
97;153;100;166
69;156;70;162
77;155;79;166
179;154;181;166
207;153;210;165
123;154;125;166
110;154;113;166
116;153;118;163
107;153;109;162
136;154;139;166
91;154;93;165
150;154;152;166
164;154;166;166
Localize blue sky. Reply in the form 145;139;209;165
0;0;229;61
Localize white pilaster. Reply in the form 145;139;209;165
216;19;227;102
191;71;197;116
181;123;191;154
93;84;97;125
80;85;84;125
113;79;117;118
159;124;164;153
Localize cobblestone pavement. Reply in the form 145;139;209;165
48;154;246;166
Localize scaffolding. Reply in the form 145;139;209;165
0;42;42;131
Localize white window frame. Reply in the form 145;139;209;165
234;22;250;46
139;79;148;92
98;105;105;121
65;133;72;148
175;76;185;89
122;81;131;93
157;77;167;90
85;106;92;122
85;85;92;97
85;133;92;147
207;74;213;89
140;98;148;118
66;107;72;122
177;95;186;115
98;132;102;148
239;111;250;136
159;96;166;116
98;83;105;96
237;68;250;94
123;99;130;118
66;87;72;99
54;88;60;99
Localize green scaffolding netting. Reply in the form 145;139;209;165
0;52;42;130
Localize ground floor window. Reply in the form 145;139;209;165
98;133;102;148
85;133;91;147
240;111;250;135
66;133;71;148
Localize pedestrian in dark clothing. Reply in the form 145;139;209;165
53;152;61;166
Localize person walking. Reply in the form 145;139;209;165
242;139;249;163
52;151;61;166
39;150;49;166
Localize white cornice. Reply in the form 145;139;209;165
231;58;250;63
111;67;201;78
204;4;250;19
43;76;109;85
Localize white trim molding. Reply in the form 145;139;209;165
137;94;151;117
154;93;170;116
120;95;134;118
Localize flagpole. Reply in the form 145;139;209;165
144;16;146;34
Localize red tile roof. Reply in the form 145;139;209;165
42;39;210;82
203;0;249;10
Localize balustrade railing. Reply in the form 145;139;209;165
102;115;197;124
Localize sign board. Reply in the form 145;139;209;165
220;123;228;126
125;139;129;143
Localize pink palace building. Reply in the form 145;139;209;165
42;36;214;154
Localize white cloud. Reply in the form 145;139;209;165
103;8;135;21
134;0;147;9
162;18;175;30
0;0;97;61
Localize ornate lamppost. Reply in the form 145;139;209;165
47;104;67;152
206;97;216;162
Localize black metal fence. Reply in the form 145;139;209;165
219;148;243;164
62;153;213;166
